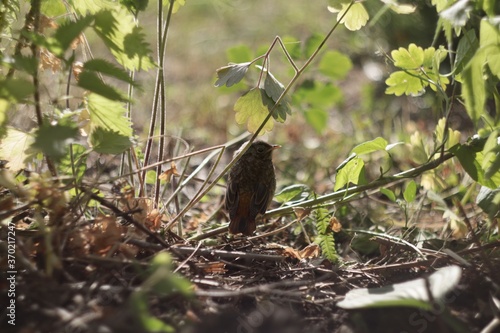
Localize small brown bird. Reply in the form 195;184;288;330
225;140;279;235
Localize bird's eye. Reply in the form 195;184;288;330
256;145;266;153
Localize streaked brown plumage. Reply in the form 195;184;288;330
225;140;279;235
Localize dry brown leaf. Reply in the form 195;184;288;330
198;262;227;274
293;207;312;220
158;162;181;183
72;61;84;81
329;216;342;233
39;48;61;73
90;215;123;256
298;244;320;259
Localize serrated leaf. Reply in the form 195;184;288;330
0;128;35;170
385;70;425;96
30;121;79;160
332;2;369;31
454;30;479;75
461;54;486;125
318;50;352;80
83;59;136;85
351;137;388;155
85;93;133;138
78;71;129;101
260;89;290;123
214;62;251;87
404;180;418;203
275;184;310;203
392;43;424;69
380;187;396;202
93;8;155;71
263;70;286;102
89;126;133;154
335;156;366;191
234;88;274;134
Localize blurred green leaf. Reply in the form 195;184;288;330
380;187;396;202
439;0;472;27
0;127;34;170
480;20;500;78
234;88;274;134
31;121;79;161
404;180;418;203
303;33;323;59
214;62;251;87
0;78;34;102
304;108;328;134
351;137;388;155
226;44;254;63
476;186;500;219
58;144;88;182
294;81;343;108
318;50;353;80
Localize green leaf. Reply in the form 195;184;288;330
476;186;500;219
58;144;88;182
332;2;369;31
385;70;425;96
380;187;396;202
404;180;418;203
304;108;328;134
163;0;186;14
461;54;486;125
337;265;462;309
480;20;500;78
214;62;251;87
318;50;353;80
294;81;343;108
226;44;254;63
89;126;133;154
315;233;338;262
234;88;274;134
281;35;302;60
451;143;498;188
68;0;115;15
335;156;366;191
30;121;79;161
83;59;136;85
454;30;479;75
275;184;310;203
78;71;129;101
351;137;388;155
0;127;34;170
260;90;290;123
392;43;424;69
93;8;155;71
85;93;133;147
303;33;323;59
0;78;34;102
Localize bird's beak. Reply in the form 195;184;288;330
271;144;281;151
